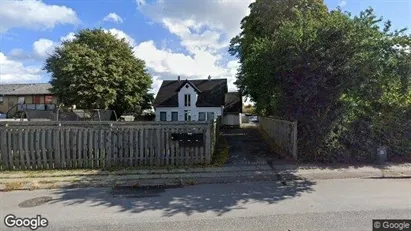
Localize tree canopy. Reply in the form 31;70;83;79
45;28;153;116
230;0;411;162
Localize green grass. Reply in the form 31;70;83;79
211;133;229;167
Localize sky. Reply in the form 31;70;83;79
0;0;410;95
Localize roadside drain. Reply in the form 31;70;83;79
19;197;53;208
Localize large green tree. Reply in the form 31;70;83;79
230;0;411;161
45;28;153;116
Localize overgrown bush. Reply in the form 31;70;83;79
230;0;411;163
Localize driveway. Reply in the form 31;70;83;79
221;124;291;166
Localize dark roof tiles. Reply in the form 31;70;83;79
0;83;52;95
154;79;228;107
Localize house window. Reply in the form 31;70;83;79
184;94;191;107
207;112;215;121
0;96;3;104
184;110;191;121
45;95;54;104
160;112;167;121
33;96;41;104
171;112;178;121
17;97;25;104
198;112;206;121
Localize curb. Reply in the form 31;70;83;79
0;169;279;191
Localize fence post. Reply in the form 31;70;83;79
156;127;160;166
1;125;10;169
292;121;298;160
54;123;61;168
205;121;212;164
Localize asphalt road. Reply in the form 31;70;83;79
1;178;410;231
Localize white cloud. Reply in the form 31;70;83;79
0;52;43;83
135;0;251;93
104;28;136;46
162;18;225;54
8;48;32;61
32;39;57;58
133;40;223;78
338;0;347;8
103;13;123;24
149;75;162;94
139;0;252;48
0;0;79;33
136;0;146;7
133;40;239;94
60;32;76;42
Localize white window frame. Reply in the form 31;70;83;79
207;112;215;121
171;111;178;121
198;112;206;121
159;111;167;121
184;94;191;107
184;110;191;121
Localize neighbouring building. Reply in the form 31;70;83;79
153;76;242;125
0;83;57;117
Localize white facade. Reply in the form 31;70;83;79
155;82;223;122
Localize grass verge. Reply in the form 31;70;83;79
211;133;229;167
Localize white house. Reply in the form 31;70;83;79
153;76;242;124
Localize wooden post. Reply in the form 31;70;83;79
24;128;30;168
7;128;13;169
77;128;83;168
205;123;212;164
65;128;71;168
1;126;9;169
54;124;61;168
156;127;161;166
99;129;104;167
60;127;66;168
139;129;144;165
105;124;113;168
130;128;134;166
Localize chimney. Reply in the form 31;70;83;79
178;75;180;82
208;75;211;81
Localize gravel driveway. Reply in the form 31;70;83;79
222;126;290;166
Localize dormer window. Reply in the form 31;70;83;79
184;94;191;107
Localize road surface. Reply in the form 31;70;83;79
1;178;410;231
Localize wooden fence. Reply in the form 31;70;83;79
259;117;298;160
0;120;218;170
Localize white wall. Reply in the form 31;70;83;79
223;114;240;126
155;106;223;121
178;82;198;108
155;82;223;121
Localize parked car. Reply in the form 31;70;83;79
249;116;259;123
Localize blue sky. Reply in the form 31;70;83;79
0;0;410;94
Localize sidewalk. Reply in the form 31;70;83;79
0;163;410;191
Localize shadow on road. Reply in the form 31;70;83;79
50;179;315;217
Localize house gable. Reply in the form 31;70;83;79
177;81;198;108
153;78;228;108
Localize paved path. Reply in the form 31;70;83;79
222;126;290;166
1;178;410;230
